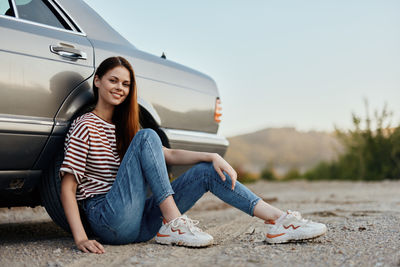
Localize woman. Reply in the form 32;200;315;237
60;56;327;254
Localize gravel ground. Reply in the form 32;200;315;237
0;180;399;267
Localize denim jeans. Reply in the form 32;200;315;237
81;129;261;245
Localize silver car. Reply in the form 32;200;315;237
0;0;228;230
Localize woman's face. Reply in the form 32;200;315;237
94;66;131;107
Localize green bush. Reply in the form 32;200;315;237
304;102;400;180
283;168;302;181
237;174;259;184
260;165;277;180
233;164;259;184
303;161;340;180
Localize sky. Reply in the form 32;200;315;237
84;0;400;137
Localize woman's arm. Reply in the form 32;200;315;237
162;147;215;165
60;173;105;254
162;147;238;190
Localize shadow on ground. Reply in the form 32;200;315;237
0;221;68;244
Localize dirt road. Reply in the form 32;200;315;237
1;180;399;267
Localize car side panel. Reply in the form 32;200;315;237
138;77;217;133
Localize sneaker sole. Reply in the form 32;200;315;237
155;238;213;248
265;229;327;244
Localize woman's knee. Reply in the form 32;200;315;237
132;128;162;148
192;162;223;183
195;161;233;187
136;128;158;140
176;162;214;190
193;162;214;175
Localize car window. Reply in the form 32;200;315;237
14;0;71;30
0;0;15;16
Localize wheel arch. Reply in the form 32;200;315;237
138;100;170;149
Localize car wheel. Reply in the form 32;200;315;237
40;150;92;235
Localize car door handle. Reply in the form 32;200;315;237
50;45;87;60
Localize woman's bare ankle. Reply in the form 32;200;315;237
159;195;182;222
253;200;284;221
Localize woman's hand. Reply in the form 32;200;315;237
76;239;105;254
61;174;105;254
211;153;238;190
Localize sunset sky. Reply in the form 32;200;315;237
84;0;400;137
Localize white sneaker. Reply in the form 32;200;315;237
155;215;214;247
265;210;327;244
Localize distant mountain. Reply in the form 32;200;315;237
224;127;343;175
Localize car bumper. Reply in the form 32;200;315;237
162;128;229;156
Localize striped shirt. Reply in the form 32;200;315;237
60;112;121;200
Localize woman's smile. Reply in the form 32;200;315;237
111;91;124;99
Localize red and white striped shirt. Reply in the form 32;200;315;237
60;112;121;200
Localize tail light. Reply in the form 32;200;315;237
214;97;222;123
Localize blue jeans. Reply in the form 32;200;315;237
81;129;261;245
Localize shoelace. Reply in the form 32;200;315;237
287;210;310;224
169;215;202;234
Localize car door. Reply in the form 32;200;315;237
0;0;94;170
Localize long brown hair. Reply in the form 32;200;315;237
92;56;140;158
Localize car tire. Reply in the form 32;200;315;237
40;150;92;235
